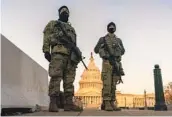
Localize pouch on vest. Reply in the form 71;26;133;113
99;48;110;59
51;44;70;55
71;51;80;65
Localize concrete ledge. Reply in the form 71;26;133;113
167;104;172;110
1;34;49;109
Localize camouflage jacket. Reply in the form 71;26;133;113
94;33;125;58
42;20;76;55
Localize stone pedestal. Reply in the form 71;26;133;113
153;64;167;111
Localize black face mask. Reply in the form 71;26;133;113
108;28;115;33
59;11;69;22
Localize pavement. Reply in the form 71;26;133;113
22;109;172;116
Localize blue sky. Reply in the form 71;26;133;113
1;0;172;94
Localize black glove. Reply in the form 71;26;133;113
44;52;51;62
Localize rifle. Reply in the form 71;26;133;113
103;38;123;84
56;21;88;70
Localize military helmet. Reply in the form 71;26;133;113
107;22;116;30
58;5;69;15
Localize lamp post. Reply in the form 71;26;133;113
153;64;167;111
144;90;147;110
125;97;126;109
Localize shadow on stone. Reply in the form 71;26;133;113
1;108;34;116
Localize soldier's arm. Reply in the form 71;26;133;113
71;26;77;46
94;37;104;54
119;38;125;55
42;21;54;53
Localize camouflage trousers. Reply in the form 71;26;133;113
101;59;121;101
48;53;76;99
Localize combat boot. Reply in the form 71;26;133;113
101;101;105;110
64;97;82;112
49;96;59;112
58;92;64;109
104;100;113;111
56;96;61;109
110;101;121;111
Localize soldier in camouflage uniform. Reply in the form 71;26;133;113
42;6;81;112
94;22;125;111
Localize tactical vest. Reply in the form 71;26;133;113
99;35;122;58
50;20;76;55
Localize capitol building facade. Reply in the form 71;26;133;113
75;53;155;108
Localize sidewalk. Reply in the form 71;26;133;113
23;109;172;116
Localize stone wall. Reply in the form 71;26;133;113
1;34;49;108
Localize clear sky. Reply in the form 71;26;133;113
1;0;172;94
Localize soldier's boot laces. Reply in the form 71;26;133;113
105;100;113;111
49;96;59;112
64;99;82;112
110;101;121;111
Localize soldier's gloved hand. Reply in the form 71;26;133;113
117;79;122;84
44;52;51;62
116;77;123;84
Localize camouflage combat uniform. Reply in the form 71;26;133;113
94;33;125;111
43;19;81;112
